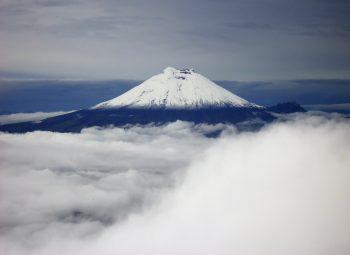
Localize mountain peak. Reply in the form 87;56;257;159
93;67;261;109
163;67;195;79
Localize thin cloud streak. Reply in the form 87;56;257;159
0;111;74;125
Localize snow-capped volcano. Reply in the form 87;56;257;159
1;67;285;134
94;67;261;109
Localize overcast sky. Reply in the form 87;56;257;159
0;0;350;80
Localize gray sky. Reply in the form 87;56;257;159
0;0;350;80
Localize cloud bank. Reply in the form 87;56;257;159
0;115;349;255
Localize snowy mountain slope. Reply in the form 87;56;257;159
93;67;261;109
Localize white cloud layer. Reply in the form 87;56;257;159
0;115;349;255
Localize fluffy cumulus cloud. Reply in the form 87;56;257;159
0;115;350;255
